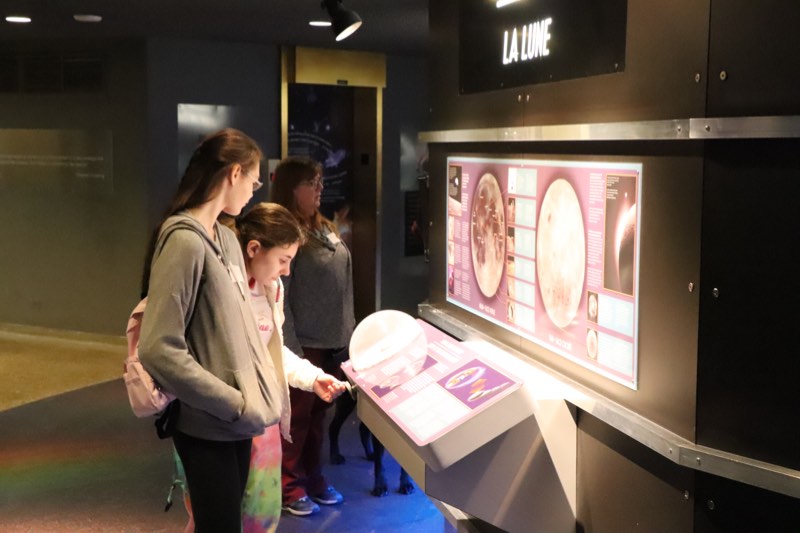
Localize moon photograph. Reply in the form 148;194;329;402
536;178;586;329
470;172;506;298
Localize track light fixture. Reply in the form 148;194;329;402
322;0;362;41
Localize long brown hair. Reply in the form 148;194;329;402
141;128;263;297
269;156;337;236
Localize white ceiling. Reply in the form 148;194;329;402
1;0;429;56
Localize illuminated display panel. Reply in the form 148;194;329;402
446;156;642;389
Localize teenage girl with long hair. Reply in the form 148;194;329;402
139;128;281;532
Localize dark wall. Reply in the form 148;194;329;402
698;139;800;470
380;54;430;316
707;0;800;116
578;411;800;533
696;2;800;472
145;38;281;232
577;411;695;533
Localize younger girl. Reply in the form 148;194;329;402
233;202;346;532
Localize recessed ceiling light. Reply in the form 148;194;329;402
73;14;102;23
309;20;332;27
5;15;32;23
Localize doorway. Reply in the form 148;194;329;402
282;47;384;321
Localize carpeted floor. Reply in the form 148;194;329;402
0;325;447;533
0;323;124;412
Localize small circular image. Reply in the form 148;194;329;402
586;329;598;360
445;366;486;390
587;291;598;323
536;178;586;328
470;173;506;298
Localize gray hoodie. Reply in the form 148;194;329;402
138;213;282;441
282;228;355;355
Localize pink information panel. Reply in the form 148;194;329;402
342;320;522;447
446;156;642;389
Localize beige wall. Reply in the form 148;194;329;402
0;40;149;335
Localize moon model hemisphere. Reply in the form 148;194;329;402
536;178;586;329
470;173;506;298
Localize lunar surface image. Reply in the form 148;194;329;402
536;178;586;329
470;172;506;298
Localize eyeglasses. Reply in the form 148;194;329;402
243;168;263;192
301;176;323;189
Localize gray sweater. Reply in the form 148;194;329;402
139;213;281;441
282;228;355;355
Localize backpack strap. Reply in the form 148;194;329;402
125;297;148;361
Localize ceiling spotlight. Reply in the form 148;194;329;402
5;15;32;23
322;0;362;42
73;14;103;23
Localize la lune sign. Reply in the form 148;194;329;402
460;0;627;94
502;18;552;65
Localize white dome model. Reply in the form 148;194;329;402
349;310;428;373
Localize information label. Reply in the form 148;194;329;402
0;128;113;194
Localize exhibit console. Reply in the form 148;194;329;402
344;309;576;533
351;0;800;530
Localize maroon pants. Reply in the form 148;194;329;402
281;346;343;504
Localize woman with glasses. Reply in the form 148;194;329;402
139;128;280;532
270;156;355;516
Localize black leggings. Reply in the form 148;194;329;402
173;431;252;533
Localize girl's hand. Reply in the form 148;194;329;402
313;374;348;402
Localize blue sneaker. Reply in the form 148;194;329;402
282;496;320;516
309;486;344;505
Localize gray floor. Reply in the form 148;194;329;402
0;379;446;532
